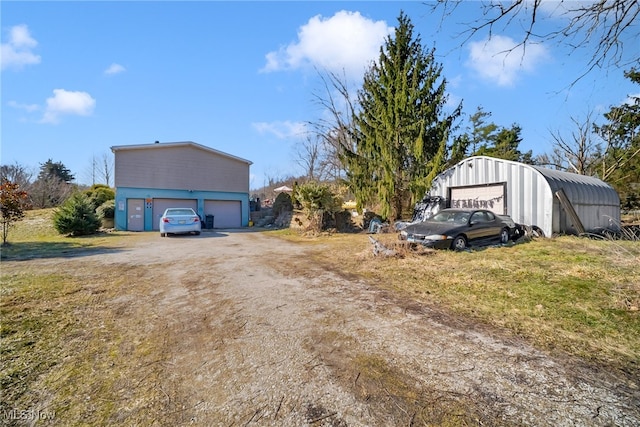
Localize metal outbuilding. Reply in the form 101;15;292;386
428;156;620;237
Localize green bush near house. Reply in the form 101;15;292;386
295;182;343;232
84;184;115;211
53;193;101;236
272;192;293;216
96;199;115;220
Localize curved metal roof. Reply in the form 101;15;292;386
429;156;621;236
532;166;620;207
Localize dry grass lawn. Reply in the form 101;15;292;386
278;229;640;376
1;209;639;426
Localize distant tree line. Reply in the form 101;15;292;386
1;154;115;210
1;159;76;209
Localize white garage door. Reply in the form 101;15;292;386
152;198;198;230
450;183;506;214
204;200;241;229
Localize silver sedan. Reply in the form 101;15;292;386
159;208;201;237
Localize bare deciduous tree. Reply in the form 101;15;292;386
293;135;322;180
99;153;114;187
29;176;74;209
433;0;639;81
86;153;115;186
0;162;33;189
547;112;601;174
309;69;360;183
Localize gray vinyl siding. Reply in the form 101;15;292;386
113;143;249;192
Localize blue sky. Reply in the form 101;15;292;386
2;1;638;190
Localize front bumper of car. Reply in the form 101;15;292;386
400;231;452;249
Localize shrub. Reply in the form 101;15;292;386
83;184;115;211
295;182;342;232
0;179;31;244
272;192;293;216
96;199;115;220
53;193;101;236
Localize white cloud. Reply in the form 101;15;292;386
467;35;548;87
261;10;392;79
41;89;96;124
7;100;40;112
252;121;308;139
1;24;41;71
104;63;126;75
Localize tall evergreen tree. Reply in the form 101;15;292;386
31;159;76;208
38;159;75;183
467;106;498;154
347;12;461;221
475;124;532;163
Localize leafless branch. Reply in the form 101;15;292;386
548;112;601;175
308;68;361;182
432;0;640;83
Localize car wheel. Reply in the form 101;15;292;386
500;228;510;244
451;235;467;251
531;225;545;238
195;231;201;235
160;232;165;237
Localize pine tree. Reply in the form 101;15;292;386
468;107;498;154
38;159;75;183
348;12;461;221
53;193;100;236
475;125;532;163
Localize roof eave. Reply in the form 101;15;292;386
110;141;253;165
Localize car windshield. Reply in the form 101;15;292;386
166;209;195;216
431;211;470;225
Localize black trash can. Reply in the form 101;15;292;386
205;215;214;229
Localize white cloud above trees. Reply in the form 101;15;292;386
104;63;126;75
7;100;40;113
262;10;392;79
466;35;549;87
41;89;96;124
252;120;307;140
1;24;41;71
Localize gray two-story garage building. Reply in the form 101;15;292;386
111;141;252;231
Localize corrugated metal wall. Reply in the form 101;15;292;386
533;167;620;234
429;156;620;237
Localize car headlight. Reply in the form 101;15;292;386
400;230;408;237
425;234;448;241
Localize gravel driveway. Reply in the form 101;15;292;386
39;230;640;425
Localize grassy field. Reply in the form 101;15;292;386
1;209;639;425
278;229;640;376
1;210;165;425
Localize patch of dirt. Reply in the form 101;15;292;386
13;230;640;425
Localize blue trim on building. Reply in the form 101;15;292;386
114;187;250;231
